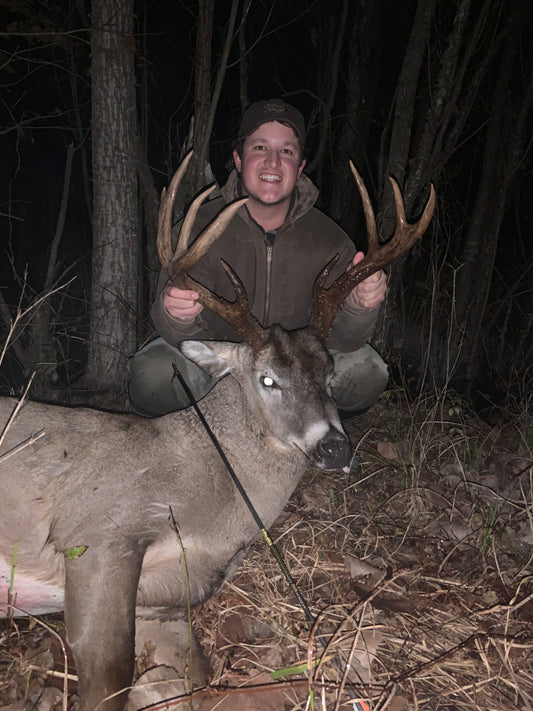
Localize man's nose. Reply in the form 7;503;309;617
265;149;281;167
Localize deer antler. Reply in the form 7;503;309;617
157;151;269;352
310;162;436;339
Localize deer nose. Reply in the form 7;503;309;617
314;430;352;471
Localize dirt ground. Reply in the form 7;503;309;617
1;395;532;710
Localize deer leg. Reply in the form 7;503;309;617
63;545;142;711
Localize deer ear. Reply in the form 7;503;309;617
179;340;246;378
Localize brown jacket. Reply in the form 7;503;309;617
151;169;380;352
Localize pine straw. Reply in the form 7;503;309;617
1;396;532;710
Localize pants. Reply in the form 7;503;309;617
127;337;389;417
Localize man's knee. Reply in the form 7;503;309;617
127;339;189;416
127;338;218;417
330;345;389;412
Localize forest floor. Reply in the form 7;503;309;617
1;391;532;710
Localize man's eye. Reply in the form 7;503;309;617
260;375;276;389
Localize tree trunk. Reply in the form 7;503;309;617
189;0;215;195
383;0;436;213
328;1;385;235
86;0;137;391
172;0;238;223
307;0;349;180
404;0;472;207
373;0;435;355
454;0;528;384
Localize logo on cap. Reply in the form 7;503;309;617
238;99;306;146
263;101;287;114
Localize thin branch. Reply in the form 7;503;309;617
45;143;74;290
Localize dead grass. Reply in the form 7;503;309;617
1;394;532;710
193;396;533;710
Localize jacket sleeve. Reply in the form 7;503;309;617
326;301;381;352
323;230;383;352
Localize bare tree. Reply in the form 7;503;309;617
327;2;386;233
25;144;75;390
0;2;90;395
86;0;138;391
183;0;240;197
307;0;349;179
454;0;533;383
1;0;530;405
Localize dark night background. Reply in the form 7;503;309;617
0;0;532;417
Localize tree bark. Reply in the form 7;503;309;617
87;0;137;390
454;0;529;383
307;0;349;180
185;0;239;197
328;1;385;234
190;0;215;194
171;0;238;227
374;0;436;354
383;0;436;212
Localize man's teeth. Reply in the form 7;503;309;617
259;174;281;182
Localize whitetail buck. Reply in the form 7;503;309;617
0;155;435;710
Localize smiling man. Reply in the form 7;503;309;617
233;111;306;227
128;99;389;417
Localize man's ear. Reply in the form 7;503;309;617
233;149;242;173
298;158;306;176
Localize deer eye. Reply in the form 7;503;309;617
260;375;276;389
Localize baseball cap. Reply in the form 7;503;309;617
237;99;306;146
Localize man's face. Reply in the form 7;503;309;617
233;121;306;209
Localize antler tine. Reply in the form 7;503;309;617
156;151;268;352
157;150;248;284
349;161;379;254
188;261;268;354
170;193;247;281
157;150;194;270
310;163;436;340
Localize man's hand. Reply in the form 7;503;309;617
163;285;204;322
347;251;387;309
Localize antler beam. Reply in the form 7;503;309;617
310;162;436;339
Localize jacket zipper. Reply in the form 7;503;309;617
264;241;273;324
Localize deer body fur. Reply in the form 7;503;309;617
0;327;351;710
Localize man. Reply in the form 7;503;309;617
128;98;388;416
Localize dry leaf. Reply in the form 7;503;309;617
387;696;410;711
377;440;410;461
300;482;330;511
344;553;380;579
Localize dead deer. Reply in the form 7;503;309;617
0;155;435;710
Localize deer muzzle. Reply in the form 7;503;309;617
312;428;352;472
